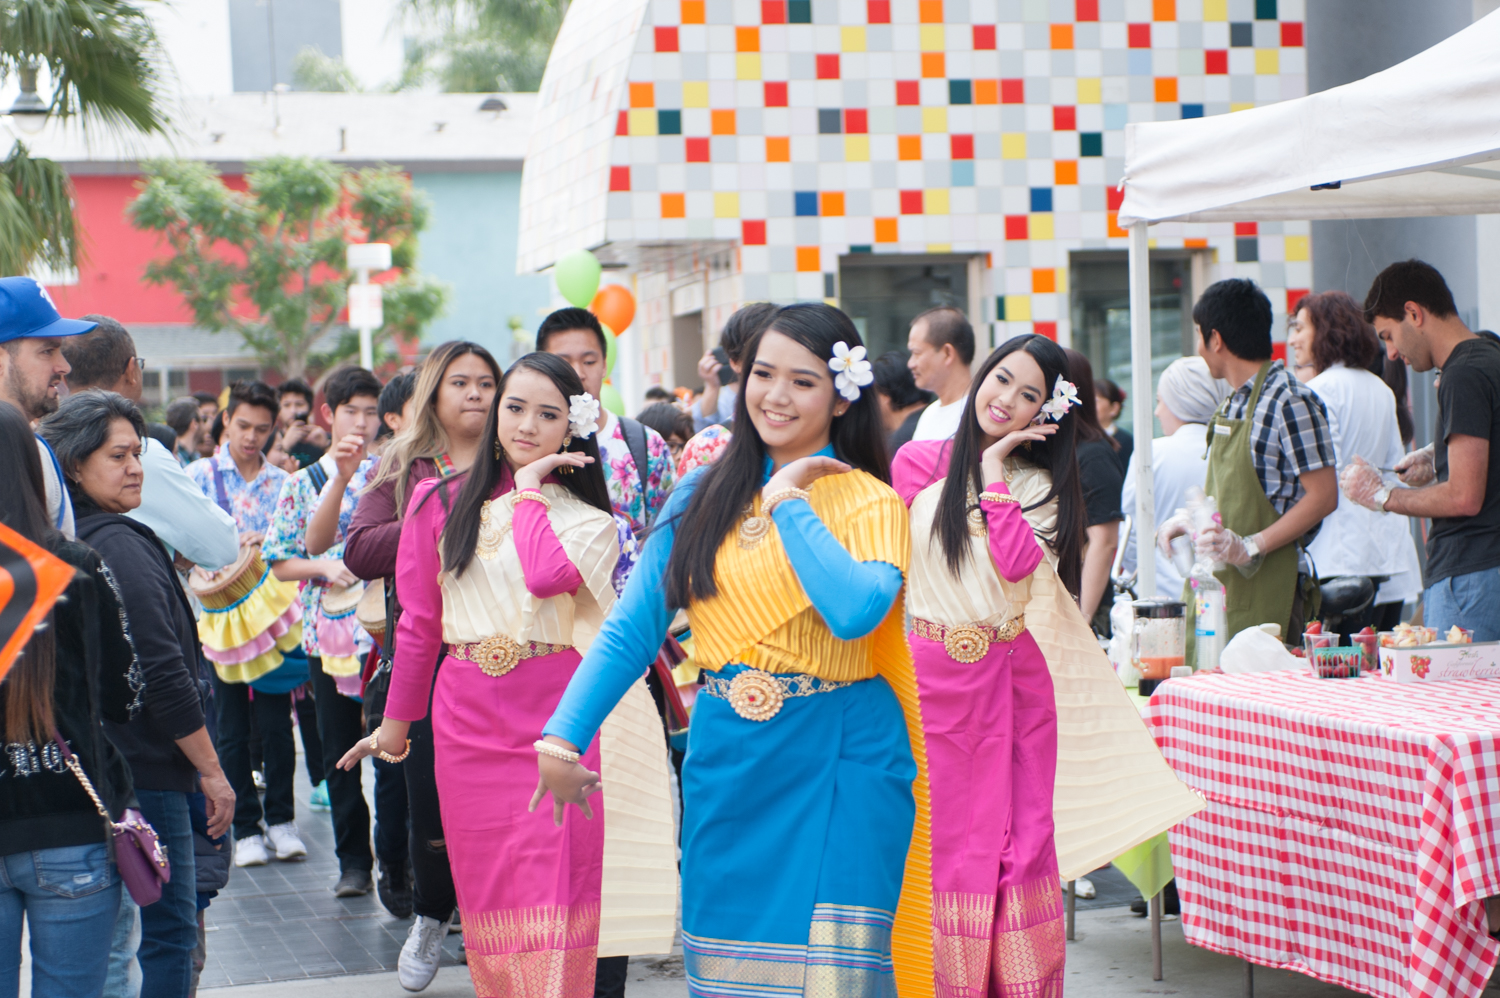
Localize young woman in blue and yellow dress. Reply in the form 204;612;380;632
533;303;923;997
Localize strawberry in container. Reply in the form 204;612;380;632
1352;625;1380;671
1303;620;1335;659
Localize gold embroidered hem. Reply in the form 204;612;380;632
464;903;601;998
932;892;997;998
991;878;1064;998
684;904;896;998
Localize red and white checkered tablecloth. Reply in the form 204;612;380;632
1142;671;1500;998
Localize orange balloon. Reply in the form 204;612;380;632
590;284;636;334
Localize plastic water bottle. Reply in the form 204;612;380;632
1169;506;1196;578
1188;493;1228;669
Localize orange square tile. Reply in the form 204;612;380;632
661;193;686;218
680;0;705;23
1108;212;1127;237
820;191;845;216
1050;24;1073;49
874;218;899;243
1153;0;1176;19
796;246;821;272
918;0;943;22
1054;160;1078;185
1184;238;1209;248
711;109;737;134
765;136;791;162
974;79;998;104
1155;77;1178;102
897;135;922;160
921;52;946;78
629;82;655;108
736;27;759;52
1032;268;1056;293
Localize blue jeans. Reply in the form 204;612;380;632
134;790;197;998
103;894;141;998
1424;567;1500;643
0;843;121;998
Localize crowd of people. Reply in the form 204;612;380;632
0;253;1491;998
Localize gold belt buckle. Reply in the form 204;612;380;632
943;625;990;664
726;669;785;722
465;634;523;677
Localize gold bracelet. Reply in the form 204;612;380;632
514;489;551;512
761;487;812;517
368;728;412;764
978;490;1021;505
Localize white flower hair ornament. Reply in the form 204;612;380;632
1039;376;1081;422
567;393;600;440
828;341;874;402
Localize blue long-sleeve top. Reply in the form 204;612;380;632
544;446;904;750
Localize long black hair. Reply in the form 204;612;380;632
935;334;1085;596
0;400;60;744
441;353;612;577
665;302;889;607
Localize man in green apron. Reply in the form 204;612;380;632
1162;278;1339;653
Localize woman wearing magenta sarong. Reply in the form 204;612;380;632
890;333;1087;998
339;353;675;996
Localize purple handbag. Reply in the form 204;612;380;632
52;732;171;906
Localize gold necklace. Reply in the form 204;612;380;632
966;485;987;537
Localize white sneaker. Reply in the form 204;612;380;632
1075;876;1097;900
398;914;453;991
234;834;269;867
265;822;307;861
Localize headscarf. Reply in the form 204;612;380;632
1156;356;1232;425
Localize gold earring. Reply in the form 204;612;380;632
494;438;502;458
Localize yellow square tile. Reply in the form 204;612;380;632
927;243;953;253
922;107;948;133
1004;295;1032;322
924;189;950;214
1203;0;1226;19
736;53;761;80
1077;78;1101;104
844;134;870;161
1284;235;1309;262
1030;213;1054;239
682;82;709;108
841;26;866;52
628;109;658;136
714;192;739;218
1255;49;1279;75
1001;133;1027;159
920;25;944;51
1230;102;1255;112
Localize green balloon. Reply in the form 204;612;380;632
554;249;602;308
603;323;617;376
599;382;625;417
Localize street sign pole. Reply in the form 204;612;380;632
346;243;392;371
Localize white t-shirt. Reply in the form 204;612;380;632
37;436;75;540
911;397;966;441
1120;423;1211;600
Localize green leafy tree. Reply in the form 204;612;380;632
0;0;168;275
128;157;448;379
291;46;362;93
399;0;567;92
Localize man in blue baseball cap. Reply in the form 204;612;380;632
0;276;99;537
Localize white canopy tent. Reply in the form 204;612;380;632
1114;10;1500;597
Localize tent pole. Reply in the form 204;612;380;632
1128;222;1157;599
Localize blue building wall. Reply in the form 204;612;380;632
410;170;553;361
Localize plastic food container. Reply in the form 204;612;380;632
1310;645;1363;679
1352;631;1380;671
1303;630;1336;659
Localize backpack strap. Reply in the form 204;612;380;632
618;416;651;509
305;461;329;495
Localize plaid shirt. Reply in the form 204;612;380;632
1222;360;1335;516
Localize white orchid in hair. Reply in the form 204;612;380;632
828;341;874;402
1040;376;1080;422
568;393;600;439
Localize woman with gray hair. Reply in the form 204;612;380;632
39;390;234;998
1119;357;1234;598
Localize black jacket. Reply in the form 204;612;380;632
75;499;207;793
0;540;139;855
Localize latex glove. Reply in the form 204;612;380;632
1339;456;1391;512
1156;510;1194;558
1196;524;1265;576
1394;444;1435;487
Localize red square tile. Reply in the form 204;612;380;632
655;26;679;52
900;190;924;214
973;24;996;49
609;166;630;191
764;81;788;106
1234;221;1258;236
1287;288;1310;314
1205;50;1228;74
761;0;786;22
1127;23;1151;48
816;54;840;79
1107;186;1124;210
742;220;767;245
685;137;710;162
1005;215;1029;239
1076;0;1098;21
1052;106;1076;130
867;0;891;23
896;80;921;105
1000;78;1025;103
616;111;629;136
1281;22;1303;46
844;108;868;133
1034;321;1058;340
950;134;974;159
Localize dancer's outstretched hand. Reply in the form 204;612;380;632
530;740;602;827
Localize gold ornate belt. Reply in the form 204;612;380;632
912;615;1026;664
447;634;572;678
701;668;852;722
